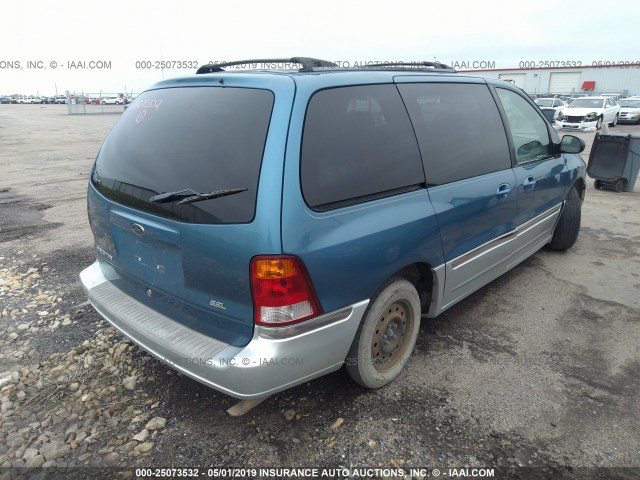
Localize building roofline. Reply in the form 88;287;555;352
457;63;640;73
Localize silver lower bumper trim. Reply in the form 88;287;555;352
80;261;369;399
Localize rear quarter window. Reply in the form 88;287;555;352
300;84;425;210
92;87;274;224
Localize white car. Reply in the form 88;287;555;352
535;97;568;110
557;96;620;130
101;96;123;105
535;98;568;121
618;97;640;124
601;93;622;102
17;96;38;104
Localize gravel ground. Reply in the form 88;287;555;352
0;105;639;479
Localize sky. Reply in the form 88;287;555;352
1;0;639;96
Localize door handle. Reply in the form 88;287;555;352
496;183;511;199
523;177;537;190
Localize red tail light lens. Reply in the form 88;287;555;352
250;256;322;326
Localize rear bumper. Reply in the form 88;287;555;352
80;261;368;399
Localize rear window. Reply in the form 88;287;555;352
92;87;274;224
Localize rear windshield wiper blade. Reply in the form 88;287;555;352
176;187;247;206
149;187;247;205
149;189;199;203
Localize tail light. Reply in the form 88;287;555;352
250;256;322;326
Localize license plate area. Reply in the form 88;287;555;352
109;210;183;288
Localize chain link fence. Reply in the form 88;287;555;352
65;91;135;114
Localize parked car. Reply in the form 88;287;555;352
534;98;568;121
561;94;587;105
555;95;574;104
81;58;586;402
600;93;622;102
16;96;36;104
0;96;11;104
535;97;568;110
618;98;640;124
101;96;123;105
53;95;67;104
557;96;620;130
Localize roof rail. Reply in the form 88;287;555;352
196;57;338;74
361;61;456;73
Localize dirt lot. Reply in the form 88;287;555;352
1;104;639;479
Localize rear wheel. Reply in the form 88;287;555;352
346;277;421;389
548;187;581;251
615;178;627;193
594;179;602;190
609;114;618;127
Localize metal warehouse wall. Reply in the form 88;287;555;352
461;66;640;96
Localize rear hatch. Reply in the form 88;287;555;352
88;77;293;346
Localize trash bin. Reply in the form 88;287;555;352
587;134;640;192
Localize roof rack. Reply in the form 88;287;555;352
361;61;456;72
196;57;338;74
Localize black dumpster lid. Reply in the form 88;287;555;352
587;134;631;181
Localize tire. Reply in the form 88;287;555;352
594;179;602;190
595;117;603;130
615;179;626;193
548;187;581;251
609;114;618;127
346;277;421;389
101;101;106;105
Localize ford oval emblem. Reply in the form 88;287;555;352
131;223;145;236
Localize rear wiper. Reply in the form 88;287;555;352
149;189;198;203
149;188;247;205
176;187;247;206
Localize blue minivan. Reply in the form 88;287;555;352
81;58;586;402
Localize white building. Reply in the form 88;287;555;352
459;64;640;97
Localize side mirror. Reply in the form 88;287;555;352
517;140;545;159
560;135;585;154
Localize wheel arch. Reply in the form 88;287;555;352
573;177;586;201
386;262;434;316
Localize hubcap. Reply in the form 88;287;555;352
371;301;413;372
